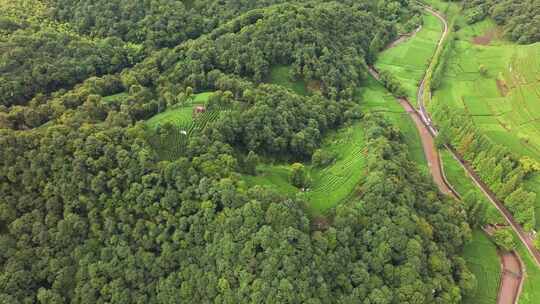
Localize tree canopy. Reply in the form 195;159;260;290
0;1;477;303
464;0;540;43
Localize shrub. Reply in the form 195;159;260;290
479;65;488;76
244;151;259;175
492;228;515;251
534;234;540;250
311;149;336;168
289;163;310;188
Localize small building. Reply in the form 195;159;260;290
193;106;206;117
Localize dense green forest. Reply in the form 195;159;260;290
0;0;507;303
463;0;540;43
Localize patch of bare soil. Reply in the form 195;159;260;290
499;251;523;304
496;79;509;97
311;216;330;231
472;28;500;45
307;80;322;93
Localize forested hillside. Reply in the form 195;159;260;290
0;1;478;303
463;0;540;43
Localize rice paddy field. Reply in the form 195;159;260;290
430;19;540;230
374;12;443;105
462;230;501;304
243;120;367;213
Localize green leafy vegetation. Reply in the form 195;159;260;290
462;230;501;304
0;13;139;107
267;65;308;96
375;12;443;104
463;0;540;43
431;18;540;231
243;120;367;213
0;0;501;302
492;227;516;251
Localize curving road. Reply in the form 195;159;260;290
369;5;527;304
499;251;523;304
414;6;527;304
368;66;458;198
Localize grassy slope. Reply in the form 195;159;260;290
102;92;129;103
359;76;428;171
424;0;461;23
462;230;501;304
430;18;540;230
268;65;308;96
244;121;367;214
515;234;540;304
145;92;212;130
375;13;443;105
243;67;367;214
441;145;502;304
440;150;504;225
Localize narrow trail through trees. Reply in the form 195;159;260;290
369;5;527;304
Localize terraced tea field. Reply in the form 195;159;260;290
146;92;213;130
144;92;223;160
243;121;367;213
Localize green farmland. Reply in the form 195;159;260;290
243;120;367;214
359;76;428;171
243;65;368;213
431;19;540;229
462;230;501;304
144;92;219;160
375;12;444;105
429;13;540;304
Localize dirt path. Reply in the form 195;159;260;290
499;251;523;304
368;67;457;198
370;5;527;304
